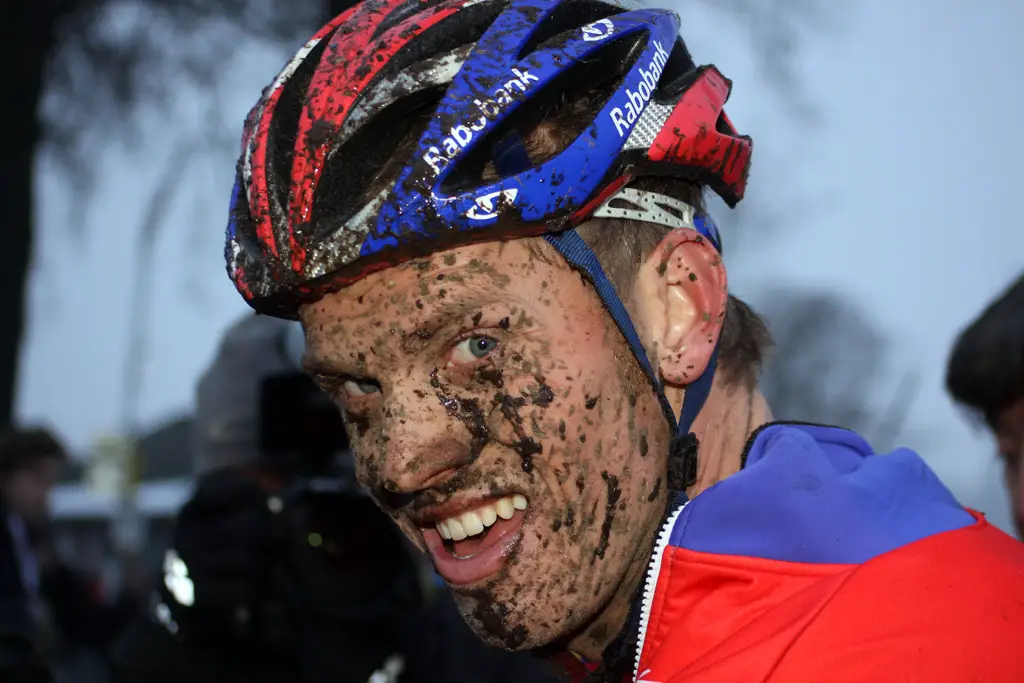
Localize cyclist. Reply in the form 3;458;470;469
223;1;1024;680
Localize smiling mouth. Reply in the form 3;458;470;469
421;495;529;585
435;494;527;556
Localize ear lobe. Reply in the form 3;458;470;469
639;230;728;386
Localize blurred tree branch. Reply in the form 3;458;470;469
0;1;344;427
758;287;920;449
42;0;322;190
696;0;831;121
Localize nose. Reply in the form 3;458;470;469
376;387;478;499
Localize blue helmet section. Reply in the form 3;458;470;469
363;0;682;256
367;0;722;448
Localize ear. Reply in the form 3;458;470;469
634;229;728;386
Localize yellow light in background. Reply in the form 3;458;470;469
308;532;323;547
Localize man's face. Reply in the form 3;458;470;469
992;399;1024;537
2;458;62;527
301;239;671;649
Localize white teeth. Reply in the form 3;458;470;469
448;518;467;541
496;498;515;520
480;506;497;527
434;495;528;542
461;511;485;536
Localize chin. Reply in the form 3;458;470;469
450;589;565;651
447;563;598;652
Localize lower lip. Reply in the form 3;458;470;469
422;510;526;585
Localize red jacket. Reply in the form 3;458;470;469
577;424;1024;682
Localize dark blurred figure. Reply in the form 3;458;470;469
111;314;559;683
0;427;62;682
1;428;141;683
947;270;1024;538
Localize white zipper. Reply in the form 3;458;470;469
633;502;687;682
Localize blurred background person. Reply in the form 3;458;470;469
110;313;560;683
1;428;142;683
0;427;62;682
947;271;1024;539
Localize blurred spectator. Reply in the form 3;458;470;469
0;427;144;683
947;270;1024;537
0;427;63;682
110;314;559;683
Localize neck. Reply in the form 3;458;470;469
562;498;661;664
688;378;770;497
561;379;771;665
686;377;771;497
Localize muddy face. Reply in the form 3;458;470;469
300;239;670;650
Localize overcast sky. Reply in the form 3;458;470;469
17;0;1023;535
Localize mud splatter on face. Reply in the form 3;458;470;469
476;366;504;388
646;476;662;502
299;240;673;652
531;383;555;407
463;586;528;649
493;390;545;473
593;472;621;563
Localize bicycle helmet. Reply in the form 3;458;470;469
226;0;752;448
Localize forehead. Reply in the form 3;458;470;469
299;239;573;355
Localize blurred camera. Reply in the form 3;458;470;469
258;373;349;472
255;373;419;621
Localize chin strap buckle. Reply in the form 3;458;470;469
667;433;699;492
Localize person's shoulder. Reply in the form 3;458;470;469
763;514;1024;682
642;424;1024;683
668;422;977;565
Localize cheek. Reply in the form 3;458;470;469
516;335;656;524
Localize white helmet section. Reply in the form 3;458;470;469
191;313;306;475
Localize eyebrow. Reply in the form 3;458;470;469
402;297;495;350
302;285;513;376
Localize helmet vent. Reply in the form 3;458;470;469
517;0;626;60
229;172;266;258
267;37;332;220
651;39;699;101
378;0;511;82
310;87;445;241
439;30;643;194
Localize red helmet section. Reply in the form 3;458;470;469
242;0;467;276
649;66;751;207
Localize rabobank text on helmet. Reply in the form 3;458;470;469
423;67;540;175
609;41;669;137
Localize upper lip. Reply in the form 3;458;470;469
408;491;522;526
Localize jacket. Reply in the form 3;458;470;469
612;423;1024;682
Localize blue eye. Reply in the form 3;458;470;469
469;337;498;358
450;336;498;365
